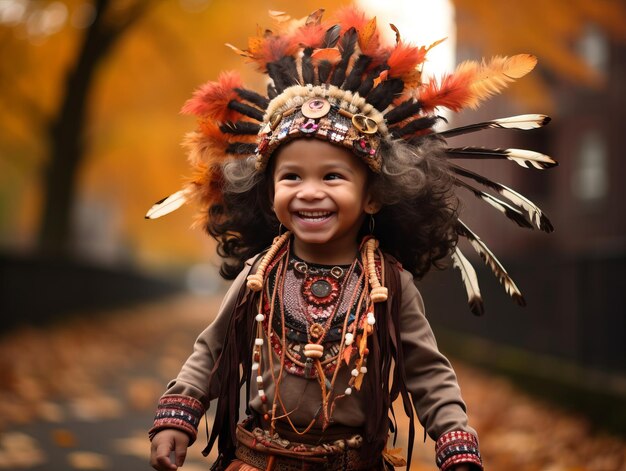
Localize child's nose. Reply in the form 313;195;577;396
296;180;324;200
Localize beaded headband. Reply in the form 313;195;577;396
256;84;388;172
146;6;558;315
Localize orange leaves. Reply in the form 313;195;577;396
358;16;379;55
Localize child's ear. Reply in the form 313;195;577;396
364;196;382;215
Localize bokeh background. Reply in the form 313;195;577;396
1;0;625;470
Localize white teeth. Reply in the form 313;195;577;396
300;211;329;217
297;211;331;220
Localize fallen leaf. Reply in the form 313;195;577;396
67;451;109;470
52;428;77;448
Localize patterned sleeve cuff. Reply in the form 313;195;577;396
435;430;483;471
148;395;204;445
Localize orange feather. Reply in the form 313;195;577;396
334;6;384;60
419;54;537;112
311;47;342;64
254;34;299;69
419;69;474;113
292;22;327;48
181;71;243;122
386;42;427;78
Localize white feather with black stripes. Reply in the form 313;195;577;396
451;246;484;316
456;219;526;306
450;164;553;233
454;178;534;230
446;146;557;170
438;114;551;138
145;189;190;220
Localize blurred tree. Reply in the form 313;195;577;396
454;0;626;109
38;0;152;257
0;0;625;263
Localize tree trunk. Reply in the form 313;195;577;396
37;0;151;258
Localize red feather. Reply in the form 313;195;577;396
386;42;427;78
181;71;243;122
292;22;327;48
256;35;298;68
334;5;372;34
333;5;384;60
419;69;475;112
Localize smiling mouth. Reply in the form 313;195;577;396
295;211;333;222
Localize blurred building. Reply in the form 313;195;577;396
424;18;626;391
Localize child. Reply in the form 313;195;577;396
146;7;555;471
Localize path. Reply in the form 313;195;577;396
0;294;624;470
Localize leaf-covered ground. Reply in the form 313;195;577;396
0;295;624;470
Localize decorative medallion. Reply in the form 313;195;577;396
352;114;378;135
311;279;332;297
302;275;340;306
301;97;331;119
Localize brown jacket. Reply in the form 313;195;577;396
161;256;475;440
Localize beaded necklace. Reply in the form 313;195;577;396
247;232;387;433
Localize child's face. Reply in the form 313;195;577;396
272;139;375;263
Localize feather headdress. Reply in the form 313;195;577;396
147;6;557;315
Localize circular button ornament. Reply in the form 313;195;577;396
352;114;378;135
301;97;331;119
302;98;330;119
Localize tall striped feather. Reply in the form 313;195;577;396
456;220;526;306
145;189;190;219
451;164;554;233
446;147;557;170
455;179;534;230
451;247;484;316
438;114;551;138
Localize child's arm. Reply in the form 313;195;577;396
150;429;189;471
148;261;254;453
397;270;482;470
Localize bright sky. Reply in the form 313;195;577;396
357;0;456;76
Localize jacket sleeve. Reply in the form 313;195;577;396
148;261;253;444
398;270;483;470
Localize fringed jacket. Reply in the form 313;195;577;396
149;253;482;470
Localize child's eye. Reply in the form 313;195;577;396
280;173;300;181
324;173;344;180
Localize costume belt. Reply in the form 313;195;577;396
234;420;382;471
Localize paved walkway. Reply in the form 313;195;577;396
0;294;624;470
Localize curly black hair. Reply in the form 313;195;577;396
206;138;458;280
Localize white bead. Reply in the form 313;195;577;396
351;368;359;377
344;333;354;345
367;316;376;325
345;387;352;395
304;343;323;351
255;338;264;346
251;362;260;371
256;375;263;382
255;313;265;322
360;366;368;374
258;389;265;397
